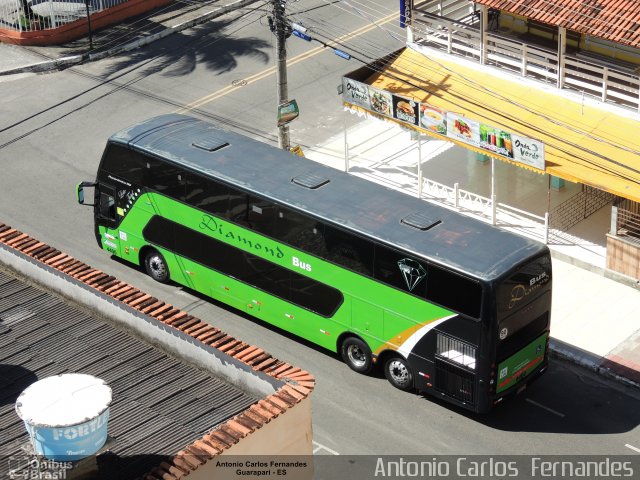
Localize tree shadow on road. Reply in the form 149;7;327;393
100;19;271;79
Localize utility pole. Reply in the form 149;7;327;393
273;0;290;150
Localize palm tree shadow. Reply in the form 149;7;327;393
103;20;271;78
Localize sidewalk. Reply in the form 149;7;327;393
0;1;638;390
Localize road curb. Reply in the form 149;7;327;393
0;0;259;76
549;338;640;390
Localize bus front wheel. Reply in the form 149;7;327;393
384;356;414;391
340;336;373;374
144;250;170;284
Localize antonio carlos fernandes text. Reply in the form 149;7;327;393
374;457;635;477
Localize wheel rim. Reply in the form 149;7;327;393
347;344;366;368
148;255;166;279
388;359;409;385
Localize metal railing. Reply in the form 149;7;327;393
412;10;640;112
612;199;640;246
550;185;614;232
0;0;129;32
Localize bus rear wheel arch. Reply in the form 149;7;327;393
339;335;373;374
383;355;414;392
142;248;170;284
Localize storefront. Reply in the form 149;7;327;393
341;47;640;277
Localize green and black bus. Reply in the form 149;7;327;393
77;114;552;413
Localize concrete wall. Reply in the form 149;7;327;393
0;0;172;46
188;397;314;480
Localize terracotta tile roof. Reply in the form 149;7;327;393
0;222;315;479
474;0;640;48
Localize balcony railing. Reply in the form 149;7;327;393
412;8;640;112
0;0;129;32
612;199;640;246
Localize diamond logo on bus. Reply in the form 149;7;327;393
397;258;426;292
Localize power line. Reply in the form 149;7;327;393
288;3;640;179
292;22;640;182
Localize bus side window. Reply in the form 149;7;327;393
277;207;326;257
248;196;278;237
374;245;416;292
98;187;117;225
145;157;184;200
324;226;374;276
227;188;249;226
184;173;229;216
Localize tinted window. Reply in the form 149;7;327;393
277;207;326;256
98;189;116;222
427;265;482;318
497;255;552;314
100;144;147;185
142;216;343;317
324;225;374;275
374;245;427;296
247;196;278;237
227;188;249;225
145;157;184;200
184;173;229;216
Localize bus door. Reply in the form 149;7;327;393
95;183;121;256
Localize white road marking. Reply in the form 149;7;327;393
625;444;640;453
526;398;566;418
313;441;340;455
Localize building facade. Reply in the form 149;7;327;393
342;0;640;280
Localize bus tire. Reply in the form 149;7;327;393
340;336;373;374
384;356;414;391
144;249;170;283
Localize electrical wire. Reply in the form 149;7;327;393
290;19;640;181
0;4;271;145
289;2;640;180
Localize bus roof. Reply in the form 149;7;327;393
110;114;548;281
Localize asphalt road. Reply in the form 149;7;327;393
0;0;638;457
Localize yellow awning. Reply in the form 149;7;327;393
346;47;640;202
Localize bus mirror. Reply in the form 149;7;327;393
76;181;96;206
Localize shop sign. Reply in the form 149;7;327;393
511;135;545;170
341;77;546;170
368;86;393;117
392;95;419;126
479;124;513;159
419;104;447;135
342;78;371;109
447;112;480;148
277;99;299;126
399;0;413;28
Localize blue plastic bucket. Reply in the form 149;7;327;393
16;374;112;461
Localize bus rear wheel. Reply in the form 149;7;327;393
340;336;373;374
384;356;414;391
144;250;169;284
